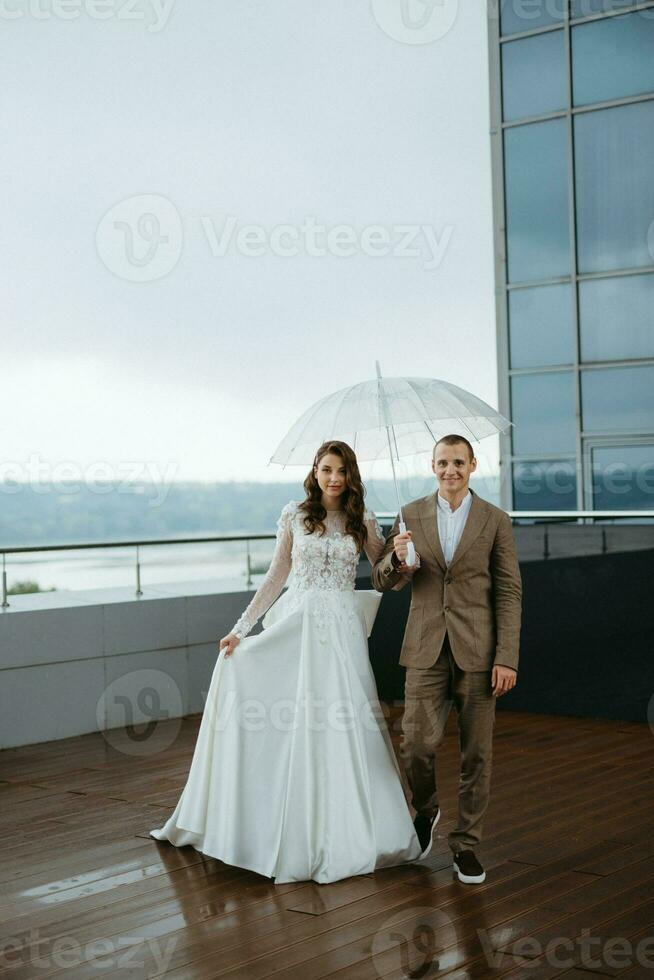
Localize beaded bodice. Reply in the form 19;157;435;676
231;500;389;639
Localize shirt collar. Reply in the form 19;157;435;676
436;488;472;516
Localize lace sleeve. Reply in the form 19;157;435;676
230;501;295;640
363;508;387;567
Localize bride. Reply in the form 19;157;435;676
150;440;424;884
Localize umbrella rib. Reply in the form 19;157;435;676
286;390;336;457
403;377;431;420
407;378;493;441
283;380;360;462
329;381;358;440
456;416;480;443
410;375;477;421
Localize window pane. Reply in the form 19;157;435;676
501;0;565;35
582;365;654;432
504;119;571;283
502;31;567;121
575;101;654;273
571;0;647;18
592;444;654;509
511;371;577;454
579;273;654;361
509;283;575;367
513;459;578;510
572;13;654;106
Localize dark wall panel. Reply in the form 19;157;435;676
363;548;654;724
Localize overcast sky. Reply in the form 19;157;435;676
2;0;501;490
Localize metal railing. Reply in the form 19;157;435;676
0;531;271;609
2;510;653;609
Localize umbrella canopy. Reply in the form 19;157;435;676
269;363;512;567
269;372;512;467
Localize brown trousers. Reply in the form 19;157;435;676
400;632;496;854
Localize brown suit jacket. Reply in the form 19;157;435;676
371;488;522;672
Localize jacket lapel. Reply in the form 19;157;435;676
448;489;491;569
418;493;447;572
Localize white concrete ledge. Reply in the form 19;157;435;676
0;578;264;750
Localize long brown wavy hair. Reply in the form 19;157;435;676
299;441;368;552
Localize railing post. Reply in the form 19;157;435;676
245;540;252;588
1;553;9;609
135;545;143;597
543;526;550;560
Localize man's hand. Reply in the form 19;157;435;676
491;664;517;697
397;551;421;576
393;529;414;564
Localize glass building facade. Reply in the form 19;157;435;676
488;0;654;511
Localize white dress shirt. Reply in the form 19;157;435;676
437;489;472;565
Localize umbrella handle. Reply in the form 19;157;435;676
398;521;416;567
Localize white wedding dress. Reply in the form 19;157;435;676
150;500;422;884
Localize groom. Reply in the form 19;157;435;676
372;434;522;885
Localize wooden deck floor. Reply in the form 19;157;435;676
1;708;654;979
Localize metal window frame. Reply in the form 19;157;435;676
488;0;654;512
498;0;654;41
510;357;654;375
582;434;654;509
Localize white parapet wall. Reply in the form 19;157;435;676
0;579;257;749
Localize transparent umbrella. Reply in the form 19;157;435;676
269;361;512;565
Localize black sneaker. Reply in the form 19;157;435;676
414;808;441;859
453;849;486;884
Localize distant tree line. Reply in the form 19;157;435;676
0;477;499;548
